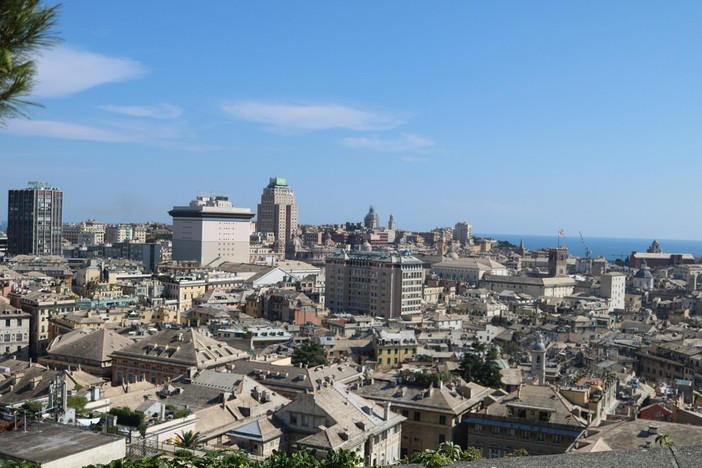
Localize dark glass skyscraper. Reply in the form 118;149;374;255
7;182;63;256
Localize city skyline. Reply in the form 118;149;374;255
4;1;702;239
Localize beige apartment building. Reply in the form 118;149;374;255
354;377;491;458
325;249;424;319
480;275;576;298
256;177;298;256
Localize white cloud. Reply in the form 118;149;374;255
6;119;129;142
5;118;219;152
220;100;404;131
342;133;435;152
33;46;147;97
100;104;183;120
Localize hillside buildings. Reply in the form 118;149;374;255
0;302;30;360
431;257;508;284
325;249;424;319
273;381;405;465
256;177;298;257
7;182;63;256
169;194;254;266
111;328;246;385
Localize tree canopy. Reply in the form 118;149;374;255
291;339;328;367
0;0;61;126
457;344;503;389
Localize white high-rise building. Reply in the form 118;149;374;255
169;195;254;266
599;272;626;312
256;177;298;256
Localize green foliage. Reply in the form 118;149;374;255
84;447;360;468
67;395;88;412
412;442;482;467
656;433;675;448
109;406;144;428
291;339;328;368
0;0;61;125
457;347;503;389
0;460;39;468
411;449;453;467
21;400;43;419
173;409;190;419
322;449;362;468
461;446;482;461
175;430;202;449
400;369;451;387
506;447;528;457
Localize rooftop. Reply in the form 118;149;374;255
0;422;124;465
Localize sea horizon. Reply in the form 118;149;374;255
476;233;702;261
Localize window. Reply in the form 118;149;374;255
474;423;482;433
439;415;447;425
301;415;309;427
414;411;421;422
290;414;298;425
492;426;500;436
489;447;501;459
536;432;545;443
521;430;530;440
438;433;446;444
508;428;516;439
402;410;409;417
552;434;561;445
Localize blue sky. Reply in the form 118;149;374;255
3;1;702;239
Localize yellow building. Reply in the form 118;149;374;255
372;329;418;371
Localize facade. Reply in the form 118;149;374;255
354;377;491;458
599;272;626;311
0;302;30;360
372;329;418;371
104;224;147;244
480;275;575;298
432;258;508;284
7;182;63;256
169;195;254;266
9;290;77;358
548;248;569;277
39;328;133;378
466;385;587;459
273;381;405;466
256;177;298;256
453;221;472;245
325;249;424;319
111;328;246;385
62;219;105;245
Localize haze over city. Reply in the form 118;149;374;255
4;1;702;239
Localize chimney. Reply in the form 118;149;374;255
384;401;392;420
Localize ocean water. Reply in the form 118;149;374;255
476;233;702;261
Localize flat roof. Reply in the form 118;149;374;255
0;422;124;464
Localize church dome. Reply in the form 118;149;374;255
533;341;546;351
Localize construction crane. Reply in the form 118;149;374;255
579;231;592;259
